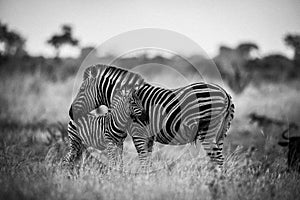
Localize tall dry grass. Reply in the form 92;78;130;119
1;123;299;200
0;65;300;199
0;72;74;124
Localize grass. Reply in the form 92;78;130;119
0;121;300;200
1;67;300;200
0;73;73;123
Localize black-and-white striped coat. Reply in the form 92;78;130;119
64;65;145;169
63;88;148;169
69;64;145;120
130;82;234;167
66;64;234;169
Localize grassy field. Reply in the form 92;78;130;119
1;66;300;200
1;126;300;200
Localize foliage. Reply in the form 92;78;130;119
47;25;79;59
236;42;259;57
215;39;300;94
284;33;300;67
284;34;300;50
0;21;26;57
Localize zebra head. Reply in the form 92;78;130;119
69;76;99;120
112;87;149;127
128;91;149;126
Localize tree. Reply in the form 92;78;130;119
284;34;300;67
236;43;259;59
47;24;79;59
0;21;26;57
214;42;259;94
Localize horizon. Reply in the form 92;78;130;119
0;0;300;59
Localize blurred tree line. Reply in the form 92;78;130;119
0;21;26;58
285;34;300;67
214;36;300;93
0;21;299;93
47;24;79;59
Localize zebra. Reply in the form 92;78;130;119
129;82;235;169
68;64;234;169
64;64;145;169
62;87;149;170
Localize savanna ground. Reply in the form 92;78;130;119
1;57;300;200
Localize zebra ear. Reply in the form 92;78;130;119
115;88;127;98
131;89;138;99
120;86;133;97
130;89;141;102
121;89;127;96
133;79;144;91
83;65;98;80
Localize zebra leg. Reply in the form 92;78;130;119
106;141;124;171
62;121;83;173
199;113;232;170
204;106;234;171
202;139;224;168
62;138;84;177
197;130;223;169
118;143;124;171
132;135;154;172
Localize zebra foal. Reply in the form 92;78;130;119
62;88;148;170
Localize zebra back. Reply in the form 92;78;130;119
133;82;234;145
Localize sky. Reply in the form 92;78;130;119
0;0;299;58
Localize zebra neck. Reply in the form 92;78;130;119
109;111;131;132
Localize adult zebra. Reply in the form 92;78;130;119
63;87;148;169
64;64;146;169
130;82;235;168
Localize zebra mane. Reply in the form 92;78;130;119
82;64;145;107
83;64;145;90
83;64;108;80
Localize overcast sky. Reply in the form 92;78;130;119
0;0;299;58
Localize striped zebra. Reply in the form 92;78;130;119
68;64;234;169
64;64;145;169
131;82;234;168
63;89;148;170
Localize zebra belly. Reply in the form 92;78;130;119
154;121;198;145
78;133;107;151
81;141;107;151
155;131;196;145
